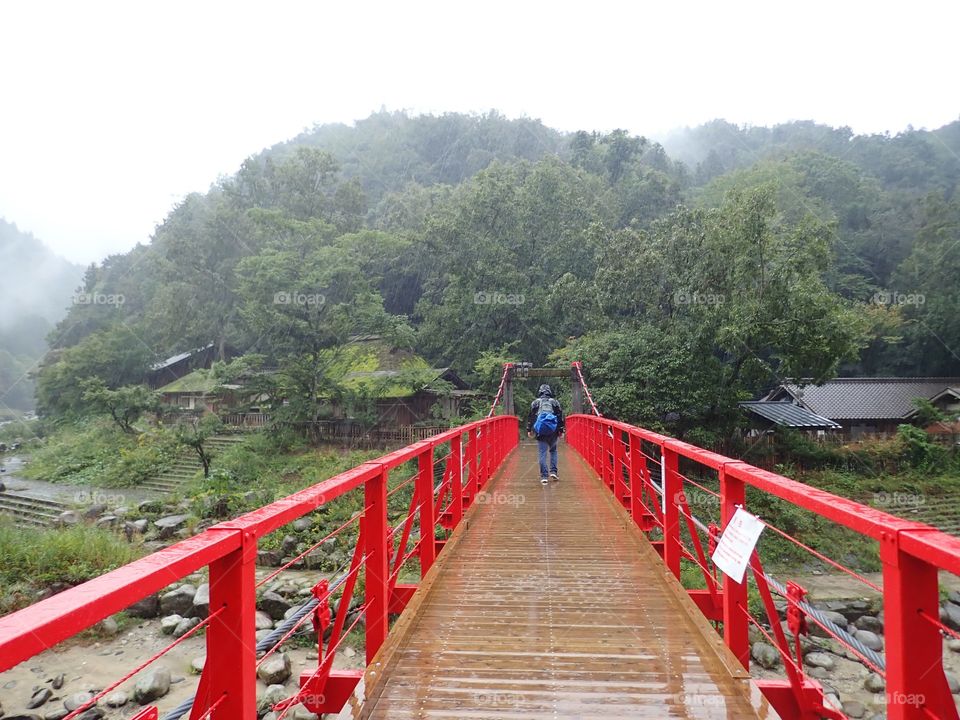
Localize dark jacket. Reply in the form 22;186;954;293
527;395;565;440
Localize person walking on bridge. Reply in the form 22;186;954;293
526;384;565;485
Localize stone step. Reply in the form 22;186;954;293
0;491;67;510
0;509;52;527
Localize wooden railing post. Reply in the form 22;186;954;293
200;527;257;719
662;445;681;579
719;465;749;668
417;449;436;578
364;466;389;664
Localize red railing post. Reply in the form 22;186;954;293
628;431;642;524
480;425;489;487
882;533;956;719
662;445;681;579
450;433;463;527
467;427;479;500
719;465;749;669
198;528;257;719
364;466;389;664
594;421;602;478
602;424;612;488
613;428;626;505
417;449;436;578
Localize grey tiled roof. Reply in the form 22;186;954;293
768;378;960;420
740;401;842;429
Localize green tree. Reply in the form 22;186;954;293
80;379;159;434
174;414;224;478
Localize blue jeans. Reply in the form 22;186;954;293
537;435;558;478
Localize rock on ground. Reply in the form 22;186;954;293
853;629;883;651
126;594;160;618
864;672;884;693
947;672;960;695
173;616;201;638
804;652;836;671
160;585;197;616
191;583;210;618
160;614;183;635
751;642;780;670
809;610;847;638
258;591;292;620
257;653;292;685
64;692;95;711
27;687;52;708
853;615;884;634
133;667;172;704
104;691;128;707
154;514;191;539
255;611;274;630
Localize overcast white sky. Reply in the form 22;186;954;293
1;0;957;265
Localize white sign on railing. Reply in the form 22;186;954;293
711;507;765;584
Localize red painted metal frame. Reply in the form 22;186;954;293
566;412;960;720
0;415;519;720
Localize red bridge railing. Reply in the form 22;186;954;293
566;413;960;720
0;415;519;719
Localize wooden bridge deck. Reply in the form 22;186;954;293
349;442;779;719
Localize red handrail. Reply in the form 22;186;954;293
0;415;520;719
565;413;960;720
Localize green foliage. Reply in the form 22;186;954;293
173;414;225;477
911;398;947;426
0;516;140;612
81;379;159;434
896;423;949;470
36;325;155;417
187;432;381;523
21;419;181;487
24;111;960;441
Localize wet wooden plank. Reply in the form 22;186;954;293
354;442;779;719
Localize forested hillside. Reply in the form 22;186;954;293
0;221;84;412
34;111;960;439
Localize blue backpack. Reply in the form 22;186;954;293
533;397;558;435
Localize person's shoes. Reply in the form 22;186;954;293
540;476;549;485
550;472;559;482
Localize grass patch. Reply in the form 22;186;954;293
20;418;181;487
0;517;142;613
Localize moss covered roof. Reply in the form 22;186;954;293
157;340;457;399
156;368;218;394
320;340;448;398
